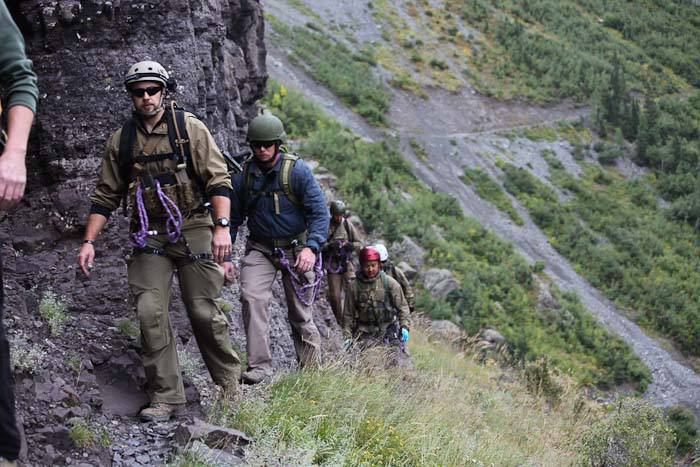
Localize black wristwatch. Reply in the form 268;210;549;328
214;217;230;228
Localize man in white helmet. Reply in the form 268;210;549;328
373;243;415;314
77;61;241;422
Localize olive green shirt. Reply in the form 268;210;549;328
89;111;231;230
0;1;38;113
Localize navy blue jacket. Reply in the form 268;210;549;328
231;153;329;253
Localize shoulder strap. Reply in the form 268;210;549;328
118;118;137;185
280;152;301;207
165;102;207;196
242;158;253;198
379;271;393;310
343;218;351;238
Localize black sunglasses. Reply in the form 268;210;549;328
131;86;163;97
250;141;277;149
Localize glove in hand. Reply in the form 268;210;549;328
400;327;409;342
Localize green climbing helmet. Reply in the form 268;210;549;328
248;114;286;143
330;199;346;216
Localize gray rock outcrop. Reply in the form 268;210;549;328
3;1;268;466
421;268;460;299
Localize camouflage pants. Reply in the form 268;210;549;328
128;227;241;404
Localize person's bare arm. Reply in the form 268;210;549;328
0;104;33;210
210;195;232;264
77;213;109;277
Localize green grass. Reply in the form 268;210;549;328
69;422;97;448
39;289;69;336
460;167;524;225
266;16;390;126
212;323;594;466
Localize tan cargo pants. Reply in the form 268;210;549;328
240;240;321;374
128;227;241;404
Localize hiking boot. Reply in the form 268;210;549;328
0;457;17;467
240;368;272;385
219;380;241;401
139;403;183;422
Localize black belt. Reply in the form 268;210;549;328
249;231;308;249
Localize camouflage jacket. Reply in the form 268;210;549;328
343;271;410;340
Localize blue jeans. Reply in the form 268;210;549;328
0;251;20;461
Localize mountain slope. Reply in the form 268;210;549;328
260;0;700;413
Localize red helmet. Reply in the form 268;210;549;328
359;246;381;263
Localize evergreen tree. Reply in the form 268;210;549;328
623;98;640;141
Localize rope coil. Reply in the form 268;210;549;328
131;180;183;248
275;247;324;306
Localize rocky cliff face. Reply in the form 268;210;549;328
9;0;266;244
2;1;270;465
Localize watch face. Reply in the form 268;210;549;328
216;218;230;227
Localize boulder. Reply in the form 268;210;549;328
391;236;425;269
421;268;460;299
175;417;252;450
396;261;417;280
429;320;462;337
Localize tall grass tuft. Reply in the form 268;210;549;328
211;319;595;466
39;289;69;336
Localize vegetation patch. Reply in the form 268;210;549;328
39;289;69;336
216;326;594;465
578;398;674;467
501;156;700;358
267;17;390;126
460;167;523;225
261;79;649;390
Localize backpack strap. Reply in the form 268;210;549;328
118;118;137;186
280;152;301;207
242;152;302;215
165;102;206;196
379;271;394;311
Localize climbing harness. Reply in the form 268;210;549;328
327;240;351;274
275;247;324;306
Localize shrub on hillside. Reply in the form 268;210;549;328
666;405;698;455
578;398;674;467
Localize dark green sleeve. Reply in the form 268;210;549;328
0;3;38;113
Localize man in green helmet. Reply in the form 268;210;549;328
77;60;241;422
229;113;329;385
322;199;361;327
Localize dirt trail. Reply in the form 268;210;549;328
266;35;700;411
